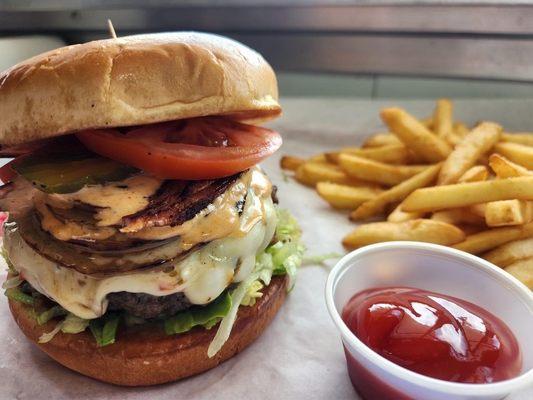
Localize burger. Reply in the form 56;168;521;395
0;32;303;386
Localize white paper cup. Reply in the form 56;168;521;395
325;242;533;400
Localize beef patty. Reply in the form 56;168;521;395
107;291;192;319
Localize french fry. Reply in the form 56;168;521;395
387;202;425;222
484;237;533;267
489;154;532;178
485;199;533;227
326;144;410;165
338;153;427;186
381;108;452;162
316;182;382;209
504;258;533;289
362;133;402;148
421;116;434;130
433;98;454;139
458;165;489;183
342;219;465;249
493;142;533;169
295;162;366;187
437;122;501;185
402;177;533;213
454;122;470;138
309;154;327;163
453;222;533;254
501;132;533;147
431;209;485;226
350;163;441;221
280;155;305;171
469;203;487;218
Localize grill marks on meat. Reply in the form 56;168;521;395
107;291;192;319
122;172;243;231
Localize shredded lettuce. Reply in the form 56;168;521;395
241;280;264;306
2;275;22;290
303;252;342;265
38;312;90;343
62;313;90;334
165;291;232;335
37;305;68;325
90;313;121;347
207;207;304;357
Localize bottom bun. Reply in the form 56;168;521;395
9;275;288;386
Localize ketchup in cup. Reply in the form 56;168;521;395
342;287;522;399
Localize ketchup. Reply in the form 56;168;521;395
342;287;521;394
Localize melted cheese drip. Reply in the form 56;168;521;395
4;195;276;319
47;175;162;226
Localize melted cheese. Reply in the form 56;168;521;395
4;193;276;319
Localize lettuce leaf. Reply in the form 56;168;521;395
164;291;232;335
89;313;121;347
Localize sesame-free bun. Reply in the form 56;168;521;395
8;276;287;386
0;32;281;146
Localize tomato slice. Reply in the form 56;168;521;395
76;117;282;180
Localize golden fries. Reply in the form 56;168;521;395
295;162;363;187
281;99;533;288
402;177;533;212
316;182;382;209
437;122;501;185
343;219;465;249
484;237;533;267
280;155;305;171
485;200;533;227
501;132;533;147
362;133;402;148
453;222;533;254
458;165;489;183
493;142;533;169
505;258;533;289
489;154;533;178
387;201;425;222
381;108;452;162
431;209;485;226
454;122;470;138
339;153;426;186
434;98;454;140
350;164;441;221
327;144;410;165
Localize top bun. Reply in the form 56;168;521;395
0;32;281;146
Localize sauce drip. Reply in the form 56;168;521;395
342;287;521;384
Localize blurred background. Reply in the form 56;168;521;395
1;0;533;99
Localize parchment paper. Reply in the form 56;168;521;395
1;98;531;400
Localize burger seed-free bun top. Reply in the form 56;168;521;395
0;32;281;146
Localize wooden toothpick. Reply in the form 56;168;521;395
107;19;117;39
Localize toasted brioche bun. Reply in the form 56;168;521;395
9;276;287;386
0;32;281;146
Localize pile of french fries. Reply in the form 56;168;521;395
280;99;533;289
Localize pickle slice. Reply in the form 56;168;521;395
11;139;139;194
